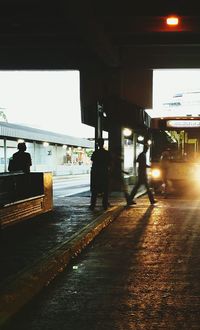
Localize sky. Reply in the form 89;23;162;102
151;69;200;116
1;69;200;133
0;70;94;138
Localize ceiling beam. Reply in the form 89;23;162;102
64;0;120;68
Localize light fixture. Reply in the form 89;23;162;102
138;136;144;142
17;139;24;143
166;16;179;26
43;142;49;147
123;128;132;137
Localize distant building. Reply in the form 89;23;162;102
163;90;200;112
0;122;94;175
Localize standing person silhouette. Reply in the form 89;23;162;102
89;138;111;210
9;142;32;173
127;144;157;205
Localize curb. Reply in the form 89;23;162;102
0;204;124;327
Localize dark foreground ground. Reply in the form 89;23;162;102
3;195;200;330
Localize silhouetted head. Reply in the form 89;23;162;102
17;142;26;152
97;138;104;148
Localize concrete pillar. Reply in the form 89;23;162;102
71;147;74;174
3;138;7;172
108;124;124;191
55;144;58;175
95;101;103;150
133;132;137;176
33;141;36;172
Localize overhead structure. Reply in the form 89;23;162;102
0;1;199;127
1;0;200;189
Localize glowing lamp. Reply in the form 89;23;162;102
123;128;132;137
166;16;179;26
138;136;144;142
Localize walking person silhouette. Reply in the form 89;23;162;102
89;138;111;210
127;144;157;205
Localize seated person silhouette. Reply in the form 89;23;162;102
9;142;32;173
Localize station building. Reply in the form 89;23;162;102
0;122;94;176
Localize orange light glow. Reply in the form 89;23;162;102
166;16;179;26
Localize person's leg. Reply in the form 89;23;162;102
144;181;157;204
127;181;140;204
123;176;131;203
90;189;98;210
163;169;169;197
102;188;109;210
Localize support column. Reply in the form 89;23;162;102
108;124;124;191
55;143;58;175
33;141;36;172
133;132;137;177
95;101;103;150
3;138;7;172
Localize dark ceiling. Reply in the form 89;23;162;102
0;0;200;69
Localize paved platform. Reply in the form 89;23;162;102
3;196;200;329
0;190;129;326
3;198;200;330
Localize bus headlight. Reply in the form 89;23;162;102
193;165;200;181
151;168;161;179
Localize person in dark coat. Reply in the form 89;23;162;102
89;138;111;210
9;142;32;173
127;144;157;205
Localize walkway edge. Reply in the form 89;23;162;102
0;205;124;327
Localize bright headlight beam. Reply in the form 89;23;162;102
151;168;161;179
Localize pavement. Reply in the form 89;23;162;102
3;194;200;329
0;188;146;327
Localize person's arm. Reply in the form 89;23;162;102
8;157;14;172
122;170;130;175
91;151;95;162
29;154;32;167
